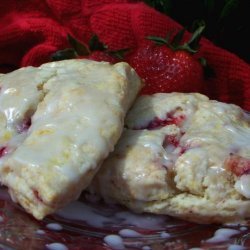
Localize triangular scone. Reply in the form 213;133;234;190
90;93;250;224
0;59;142;220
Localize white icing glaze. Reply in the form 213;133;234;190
160;231;170;238
205;228;240;243
10;83;122;182
227;245;246;250
0;67;54;129
225;125;250;148
104;235;125;250
46;223;63;231
46;243;68;250
57;201;114;228
142;246;151;250
114;211;166;230
118;229;142;237
235;175;250;198
56;200;166;229
36;229;45;234
0;67;54;167
0;215;3;222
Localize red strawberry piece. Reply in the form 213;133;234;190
225;154;250;176
127;43;204;95
136;111;186;130
164;133;187;155
33;189;44;203
0;146;7;158
164;135;180;147
147;113;185;129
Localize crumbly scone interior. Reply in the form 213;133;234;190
91;92;250;223
0;59;142;219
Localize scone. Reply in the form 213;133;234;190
0;59;142;220
90;92;250;224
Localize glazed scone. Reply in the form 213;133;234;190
0;59;142;220
90;92;250;224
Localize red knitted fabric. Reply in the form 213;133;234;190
0;0;249;110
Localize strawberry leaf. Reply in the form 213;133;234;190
199;57;207;67
89;35;108;51
51;48;77;61
185;21;205;52
67;34;90;56
147;22;205;54
199;57;216;79
108;48;130;60
171;28;185;47
146;36;169;45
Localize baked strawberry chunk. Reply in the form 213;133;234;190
16;117;31;133
163;133;187;156
164;135;180;147
225;154;250;176
0;146;7;158
139;112;186;130
33;189;44;203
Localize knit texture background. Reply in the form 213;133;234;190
0;0;249;109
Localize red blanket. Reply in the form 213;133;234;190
1;0;250;110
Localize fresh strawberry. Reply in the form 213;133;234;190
126;25;206;94
127;45;204;94
51;34;124;64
